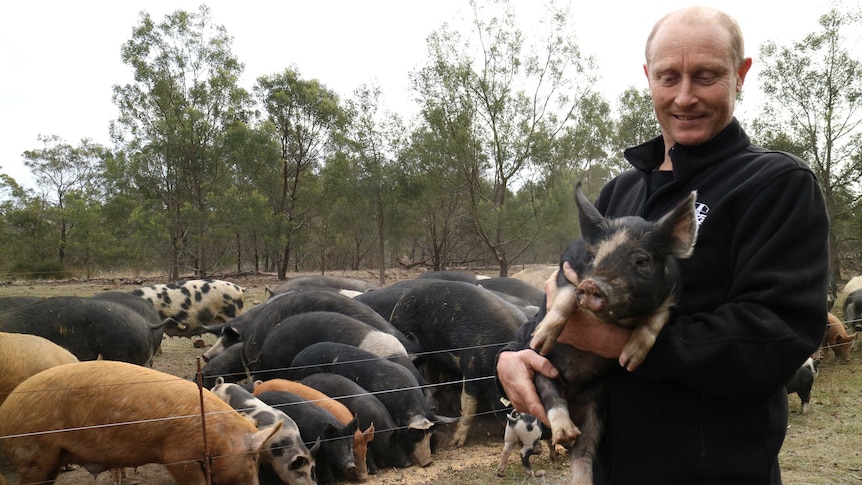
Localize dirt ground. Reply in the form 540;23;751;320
1;270;861;484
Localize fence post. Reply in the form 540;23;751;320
195;357;213;485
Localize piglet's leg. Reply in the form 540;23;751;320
496;439;516;477
535;373;580;447
619;296;673;371
531;285;579;355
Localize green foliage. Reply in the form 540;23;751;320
754;7;862;280
6;260;71;280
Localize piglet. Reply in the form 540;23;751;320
785;357;819;415
528;182;698;485
496;411;556;478
0;360;280;485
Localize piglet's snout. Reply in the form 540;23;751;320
577;279;609;313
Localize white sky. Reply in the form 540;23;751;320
0;0;839;190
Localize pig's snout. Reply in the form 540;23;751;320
577;279;609;313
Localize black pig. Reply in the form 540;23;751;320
527;182;698;485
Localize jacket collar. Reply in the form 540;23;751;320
623;118;751;182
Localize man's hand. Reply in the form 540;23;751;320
496;349;559;426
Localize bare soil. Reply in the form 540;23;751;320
1;270;860;484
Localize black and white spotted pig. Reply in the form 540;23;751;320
131;279;245;337
210;377;319;485
496;411;556;478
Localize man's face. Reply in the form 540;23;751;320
644;19;752;147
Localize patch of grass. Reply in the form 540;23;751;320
781;355;862;485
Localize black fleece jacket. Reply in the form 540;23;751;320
499;119;829;484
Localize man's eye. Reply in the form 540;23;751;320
658;74;679;85
697;74;719;84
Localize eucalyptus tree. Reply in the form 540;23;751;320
21;135;105;264
754;8;862;281
254;68;346;279
412;0;600;276
111;6;249;279
339;85;408;285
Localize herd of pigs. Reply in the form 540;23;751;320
0;266;858;485
0;270;548;485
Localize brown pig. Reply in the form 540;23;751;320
0;332;79;407
822;312;858;361
254;378;374;482
0;360;280;485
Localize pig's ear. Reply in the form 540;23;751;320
658;190;698;259
574;182;607;243
251;420;283;452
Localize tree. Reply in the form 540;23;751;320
21;135;105;263
412;0;601;276
755;8;862;282
345;85;410;284
254;68;346;279
111;6;249;279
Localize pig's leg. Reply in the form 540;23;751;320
531;284;579;355
10;443;62;485
164;462;208;485
535;373;581;447
496;436;516;477
450;388;478;448
619;297;673;371
569;398;602;485
520;444;545;477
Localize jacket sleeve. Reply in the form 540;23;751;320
633;168;829;400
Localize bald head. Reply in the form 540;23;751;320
645;7;745;68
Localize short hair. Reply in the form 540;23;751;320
645;7;745;68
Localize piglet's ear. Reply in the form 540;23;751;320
658;191;698;259
574;182;608;244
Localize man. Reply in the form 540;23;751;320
496;6;829;484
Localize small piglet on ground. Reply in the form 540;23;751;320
496;411;556;478
528;182;698;485
786;357;819;415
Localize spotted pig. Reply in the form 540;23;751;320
132;279;246;337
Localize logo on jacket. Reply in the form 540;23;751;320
694;202;709;227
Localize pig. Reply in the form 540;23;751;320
91;290;167;358
131;279;245;338
526;183;698;484
253;379;374;482
0;332;78;407
496;411;557;478
0;296;163;366
840;276;862;332
822;312;858;361
265;275;380;299
415;270;486;283
478;277;546;307
0;360;280;485
785;357;819;415
299;373;413;471
0;296;42;312
353;280;425;322
387;280;528;447
252;311;413;383
288;341;459;468
202;289;420;368
210;377;318;485
200;342;247;389
255;390;358;485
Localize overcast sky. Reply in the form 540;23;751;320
0;0;838;190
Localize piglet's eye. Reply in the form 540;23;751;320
631;251;651;271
